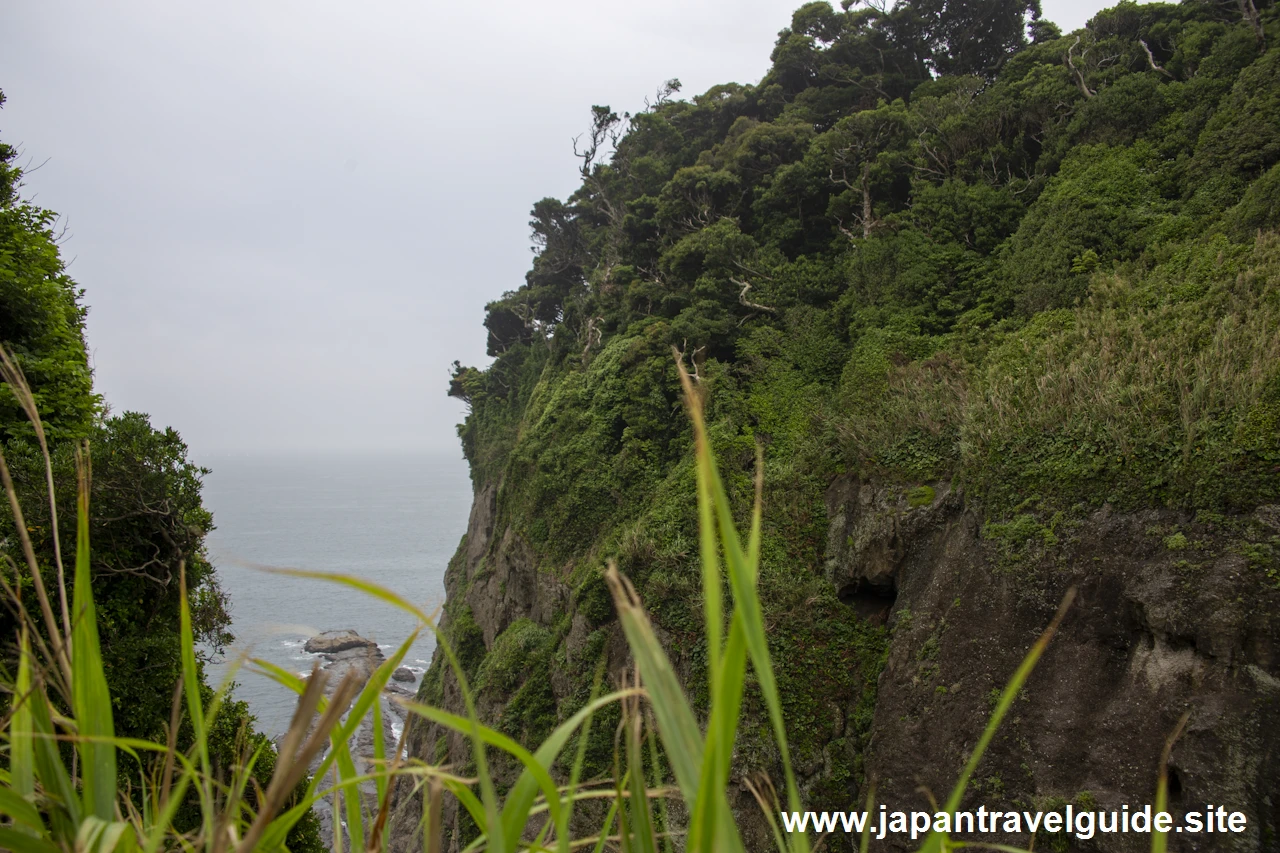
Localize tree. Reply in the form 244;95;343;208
845;0;1043;77
0;90;323;849
0;91;98;445
827;100;910;237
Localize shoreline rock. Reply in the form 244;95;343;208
303;629;380;655
297;629;414;850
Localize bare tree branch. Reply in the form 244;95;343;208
730;277;777;315
1067;36;1095;99
1139;39;1173;77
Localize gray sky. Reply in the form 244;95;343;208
2;0;1115;458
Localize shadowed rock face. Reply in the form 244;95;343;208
385;481;585;851
825;476;1280;852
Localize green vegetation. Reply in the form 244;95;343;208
2;0;1276;847
0;90;322;848
438;0;1280;831
2;358;1143;853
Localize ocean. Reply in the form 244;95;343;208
199;451;473;737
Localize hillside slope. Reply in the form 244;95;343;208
392;2;1280;849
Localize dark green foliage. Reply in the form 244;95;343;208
430;0;1280;813
1190;49;1280;186
0;93;97;444
0;411;231;742
993;142;1179;314
478;619;559;743
1225;161;1280;238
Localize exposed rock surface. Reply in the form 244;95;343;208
304;629;380;655
386;482;578;850
292;630;407;851
824;477;1280;852
387;477;1280;852
392;666;417;683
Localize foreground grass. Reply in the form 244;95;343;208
0;352;1179;852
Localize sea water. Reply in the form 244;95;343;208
200;452;472;736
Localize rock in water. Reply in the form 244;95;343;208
391;666;416;683
304;629;378;655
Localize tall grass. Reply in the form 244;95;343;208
0;350;1180;851
832;233;1280;513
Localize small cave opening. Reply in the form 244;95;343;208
837;578;898;625
1168;767;1183;800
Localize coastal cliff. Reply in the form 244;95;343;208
388;1;1280;849
389;474;1280;851
825;480;1280;851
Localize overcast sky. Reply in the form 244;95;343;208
2;0;1117;459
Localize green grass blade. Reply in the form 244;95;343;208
497;688;639;848
614;765;634;853
705;461;803;812
70;482;117;821
858;785;874;853
747;442;763;574
604;566;704;803
371;684;389;806
679;370;806;851
177;566;214;844
27;658;81;837
624;714;656;853
688;614;747;853
444;779;489;836
141;767;194;853
591;800;619;853
0;828;60;853
253;567;434;624
11;628;36;801
82;820;132;853
399;700;565;838
251;634;415;849
693;416;723;690
256;770;390;851
941;590;1075;817
1152;711;1190;853
645;715;675;853
323;633;418;845
256;631;414;817
333;740;366;849
556;667;610;853
257;567;509;852
250;658;307;694
0;787;45;834
911;591;1077;853
333;631;415;748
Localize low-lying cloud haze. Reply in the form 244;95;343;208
3;0;1116;459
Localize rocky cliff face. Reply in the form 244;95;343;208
388;473;1280;852
387;480;580;851
825;478;1280;852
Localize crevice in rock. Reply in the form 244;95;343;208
838;577;897;625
